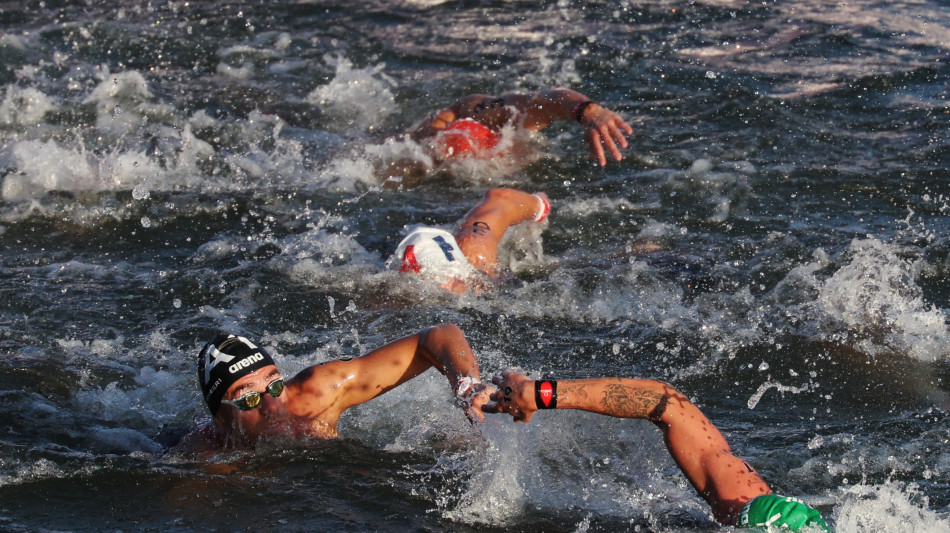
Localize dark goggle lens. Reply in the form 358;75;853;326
230;379;284;410
266;378;285;398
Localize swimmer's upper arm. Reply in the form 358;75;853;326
292;333;433;413
655;394;771;523
454;93;521;129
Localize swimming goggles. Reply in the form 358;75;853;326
221;378;285;410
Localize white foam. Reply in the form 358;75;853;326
0;86;56;126
83;69;156;135
0;32;27;51
84;69;151;108
0;128;209;203
833;481;950;532
446;410;704;526
4;140;97;198
817;238;950;361
277;221;379;265
0;458;67;488
216;61;255;80
306;54;396;132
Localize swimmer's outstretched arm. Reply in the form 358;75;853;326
484;372;771;525
408;88;633;166
290;324;494;424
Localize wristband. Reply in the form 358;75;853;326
532;193;550;222
534;380;558;409
572;100;595;122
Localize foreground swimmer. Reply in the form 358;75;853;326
484;372;830;530
391;188;550;293
173;324;492;452
409;87;633;167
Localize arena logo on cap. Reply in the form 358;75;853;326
203;335;257;382
229;352;265;374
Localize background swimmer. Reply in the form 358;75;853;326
381;87;633;187
392;188;549;293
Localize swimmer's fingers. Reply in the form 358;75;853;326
430;109;457;131
485;371;538;423
591;119;629;164
608;117;633;149
582;107;633;165
598;125;623;163
585;128;609;167
460;382;494;424
469;383;495;423
490;371;531;395
464;404;485;424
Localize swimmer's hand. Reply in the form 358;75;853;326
429;109;457;132
408;108;458;141
456;379;495;424
483;371;538;423
579;103;634;167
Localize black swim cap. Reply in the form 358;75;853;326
197;334;277;415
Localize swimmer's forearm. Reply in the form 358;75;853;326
521;88;589;125
418;324;481;385
536;87;589;108
548;378;673;421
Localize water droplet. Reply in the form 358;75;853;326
140;216;151;228
173;298;182;308
132;183;150;200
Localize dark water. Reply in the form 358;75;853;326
1;1;949;531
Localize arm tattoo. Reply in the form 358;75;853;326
469;221;491;236
564;382;591;402
601;384;668;421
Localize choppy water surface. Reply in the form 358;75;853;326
1;1;949;531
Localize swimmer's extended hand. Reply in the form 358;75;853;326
456;378;496;424
483;371;538;423
578;103;634;167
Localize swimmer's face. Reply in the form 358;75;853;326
215;365;293;444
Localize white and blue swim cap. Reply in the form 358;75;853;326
393;227;476;281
